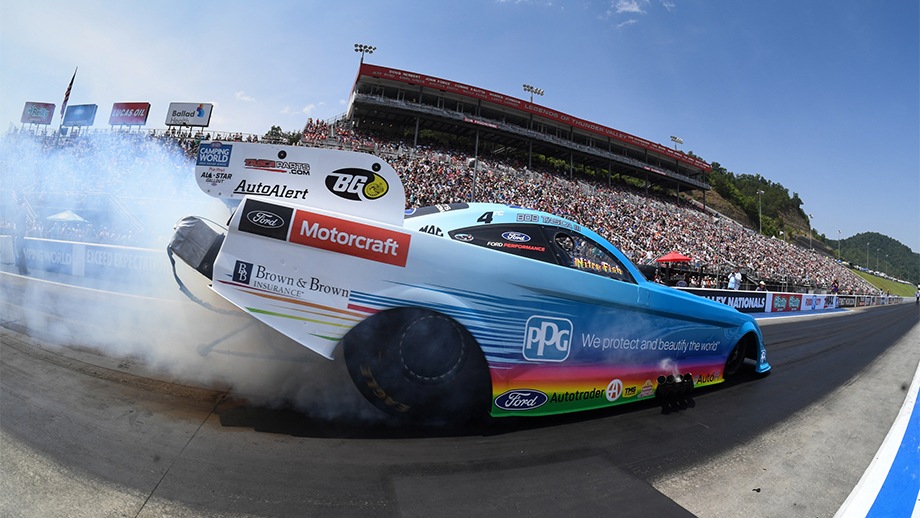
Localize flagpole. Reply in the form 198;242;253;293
59;67;77;132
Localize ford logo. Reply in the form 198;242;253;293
453;233;474;242
494;389;548;411
502;231;531;242
246;210;284;229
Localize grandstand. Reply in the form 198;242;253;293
348;63;710;198
0;62;884;296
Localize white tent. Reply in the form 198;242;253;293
46;210;87;222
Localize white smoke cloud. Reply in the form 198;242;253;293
0;131;381;423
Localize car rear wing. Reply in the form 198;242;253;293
194;141;406;226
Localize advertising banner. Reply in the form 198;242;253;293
194;141;406;226
62;104;98;127
20;102;56;125
165;102;213;127
768;293;803;313
109;102;151;126
682;288;766;314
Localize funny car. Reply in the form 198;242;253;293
169;142;771;421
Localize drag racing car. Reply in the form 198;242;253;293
169;141;771;421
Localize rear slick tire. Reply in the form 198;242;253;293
342;307;491;423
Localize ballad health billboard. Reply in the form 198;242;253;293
165;102;213;127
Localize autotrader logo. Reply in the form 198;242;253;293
523;316;573;362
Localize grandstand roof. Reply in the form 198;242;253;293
347;63;711;192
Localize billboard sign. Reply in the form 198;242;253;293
62;104;98;127
109;102;151;126
20;102;56;125
165;102;213;127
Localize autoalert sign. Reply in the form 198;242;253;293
290;209;411;267
109;102;151;125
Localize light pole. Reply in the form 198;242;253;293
522;84;543;103
670;135;683;151
837;230;841;259
522;84;543;169
354;43;376;64
866;242;869;269
808;213;814;249
876;248;880;271
757;189;765;234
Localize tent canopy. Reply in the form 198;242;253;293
655;251;692;263
46;210;87;223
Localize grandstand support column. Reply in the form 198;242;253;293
569;152;573;178
472;130;480;202
413;116;420;149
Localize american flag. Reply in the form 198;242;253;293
60;67;77;118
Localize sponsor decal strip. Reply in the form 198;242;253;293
217;279;369;318
246;307;355;329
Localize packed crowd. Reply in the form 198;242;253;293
1;126;877;294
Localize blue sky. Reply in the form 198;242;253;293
1;0;917;251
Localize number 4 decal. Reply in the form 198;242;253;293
477;211;493;224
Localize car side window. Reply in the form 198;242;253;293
448;224;557;263
549;229;635;283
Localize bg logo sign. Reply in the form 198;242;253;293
523;316;572;362
325;168;388;201
232;261;253;285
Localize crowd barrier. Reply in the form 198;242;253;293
680;287;905;314
2;236;174;289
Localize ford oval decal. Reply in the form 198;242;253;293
502;231;531;242
246;210;285;229
494;389;548;411
453;233;474;242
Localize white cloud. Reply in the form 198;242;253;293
301;103;316;116
615;0;646;14
617;19;639;29
235;91;255;102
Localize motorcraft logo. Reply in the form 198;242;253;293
290;209;411;267
522;316;572;362
237;199;293;241
325;167;389;201
197;142;232;167
494;389;548;411
244;158;311;175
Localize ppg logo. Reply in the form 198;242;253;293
522;316;573;362
232;261;253;285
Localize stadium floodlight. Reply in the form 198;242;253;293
522;84;544;103
670;135;684;150
354;43;376;64
756;189;765;234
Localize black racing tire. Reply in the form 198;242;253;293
723;336;749;378
342;307;491;422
